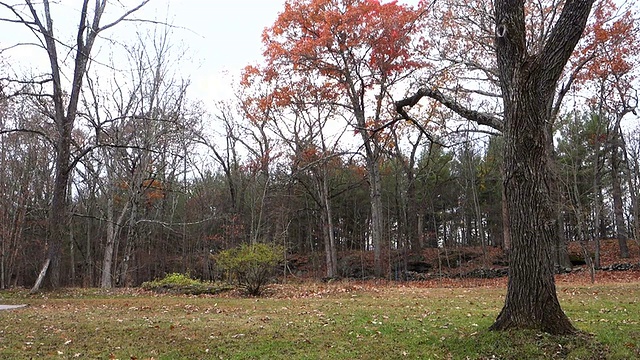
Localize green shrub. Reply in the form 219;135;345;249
141;273;232;295
146;273;201;287
215;243;284;296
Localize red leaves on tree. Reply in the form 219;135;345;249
239;0;430;170
141;178;165;205
255;0;427;101
572;0;639;104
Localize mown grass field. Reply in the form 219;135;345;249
0;278;639;359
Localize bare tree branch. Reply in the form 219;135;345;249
551;53;596;121
0;128;56;148
98;0;152;33
396;87;504;132
540;0;596;83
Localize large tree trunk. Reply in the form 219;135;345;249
490;77;574;334
489;0;594;335
392;0;597;334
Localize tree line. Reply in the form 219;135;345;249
2;95;638;285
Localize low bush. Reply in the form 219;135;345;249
215;243;284;296
141;272;232;295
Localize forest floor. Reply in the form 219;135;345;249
287;239;640;286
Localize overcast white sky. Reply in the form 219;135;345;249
0;0;289;104
153;0;288;101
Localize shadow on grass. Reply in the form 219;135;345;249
442;329;609;360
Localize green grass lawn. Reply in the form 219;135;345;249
0;281;638;359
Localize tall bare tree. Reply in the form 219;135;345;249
0;0;151;292
81;27;191;288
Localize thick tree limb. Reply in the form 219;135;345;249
395;87;504;132
540;0;596;83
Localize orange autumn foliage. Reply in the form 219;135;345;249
263;0;426;81
572;0;639;110
575;0;638;80
241;0;428;118
116;178;165;206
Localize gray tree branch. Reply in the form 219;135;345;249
395;87;504;132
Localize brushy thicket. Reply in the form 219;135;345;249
141;273;232;295
215;243;284;296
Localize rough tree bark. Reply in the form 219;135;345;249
397;0;595;334
488;0;594;334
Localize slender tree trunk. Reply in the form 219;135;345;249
101;198;116;289
396;171;409;252
620;135;640;250
555;212;571;271
85;217;92;287
466;148;488;265
611;139;630;258
368;159;385;277
70;228;75;286
463;203;473;246
417;213;425;249
118;205;137;287
101;198;130;289
406;183;420;250
611;155;629;259
557;207;570;268
571;170;596;283
551;151;571;271
319;173;338;278
594;158;604;269
471;179;488;267
68;179;75;286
